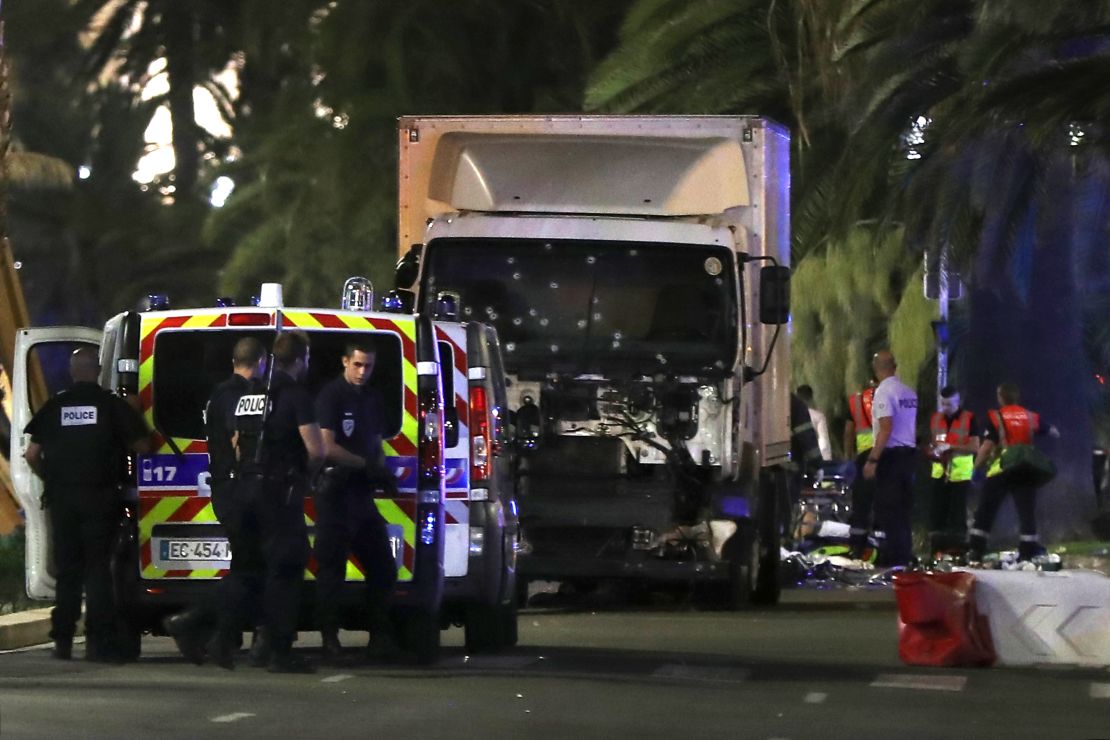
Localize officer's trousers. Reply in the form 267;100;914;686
873;447;917;566
928;479;970;554
848;451;877;555
215;475;309;654
969;474;1039;560
48;488;119;648
313;486;397;635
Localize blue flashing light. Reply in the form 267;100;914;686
146;294;170;311
419;509;437;545
215;296;237;308
381;290;406;312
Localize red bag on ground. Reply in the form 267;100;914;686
893;571;996;667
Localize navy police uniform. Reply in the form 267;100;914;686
24;382;146;657
313;375;397;639
211;371;314;664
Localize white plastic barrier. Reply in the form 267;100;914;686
962;569;1110;667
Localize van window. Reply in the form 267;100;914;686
152;329;405;441
437;339;459;449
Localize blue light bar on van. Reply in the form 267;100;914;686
145;294;170;311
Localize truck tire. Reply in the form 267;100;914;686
722;523;757;610
752;469;784;606
464;601;518;652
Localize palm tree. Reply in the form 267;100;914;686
76;0;243;203
209;0;634;303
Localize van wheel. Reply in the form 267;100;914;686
401;608;441;666
464;601;518;652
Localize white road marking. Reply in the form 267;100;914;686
871;674;966;692
210;712;255;723
653;664;750;684
804;692;827;704
321;674;354;683
1090;683;1110;699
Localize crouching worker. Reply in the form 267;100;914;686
314;339;401;664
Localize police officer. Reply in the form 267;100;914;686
926;385;979;558
163;337;268;665
209;330;324;673
23;347;149;661
314;339;401;663
862;350;918;567
844;380;878;559
967;382;1058;563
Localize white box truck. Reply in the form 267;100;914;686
394;115;791;605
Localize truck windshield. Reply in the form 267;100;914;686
421;238;738;377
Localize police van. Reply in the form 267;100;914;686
9;280;518;661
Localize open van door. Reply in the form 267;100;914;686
10;326;103;599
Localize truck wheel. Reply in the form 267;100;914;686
752;469;784;606
722;522;757;610
464;601;518;652
403;607;441;666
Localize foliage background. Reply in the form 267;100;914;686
2;0;1108;541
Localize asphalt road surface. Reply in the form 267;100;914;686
1;587;1106;740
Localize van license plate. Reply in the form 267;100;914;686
160;540;231;562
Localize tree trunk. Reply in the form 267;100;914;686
163;0;199;202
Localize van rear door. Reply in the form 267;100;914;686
10;326;103;599
435;323;471;578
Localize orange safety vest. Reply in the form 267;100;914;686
930;409;975;481
848;387;875;453
986;405;1040;477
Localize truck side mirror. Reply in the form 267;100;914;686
759;265;791;325
394;243;422;289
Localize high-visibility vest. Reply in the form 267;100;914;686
848;387;875;453
930;409;975;482
986;405;1040;477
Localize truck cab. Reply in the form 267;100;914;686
9;281;517;660
396;115;792;607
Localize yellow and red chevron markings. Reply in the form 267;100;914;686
134;309;421;584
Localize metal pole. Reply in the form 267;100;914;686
937;248;949;395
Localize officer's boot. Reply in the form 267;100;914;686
320;629;344;665
205;625;237;671
248;627;272;668
1017;536;1043;563
52;634;73;661
965;530;988;566
163;608;211;665
268;634;316;674
364;603;402;663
